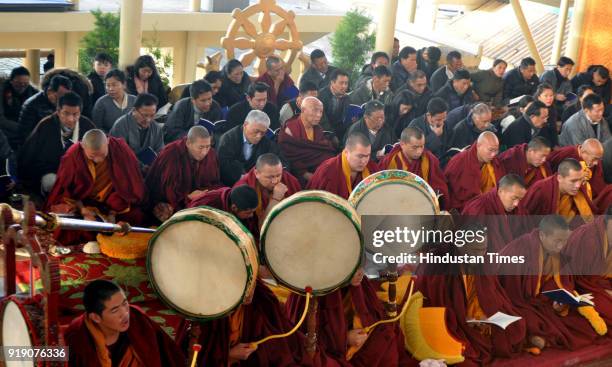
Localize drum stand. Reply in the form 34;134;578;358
382;263;398;318
305;296;318;357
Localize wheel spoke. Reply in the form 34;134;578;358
240;51;257;67
271;19;288;36
233;37;256;50
259;11;272;33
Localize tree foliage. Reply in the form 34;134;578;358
330;9;375;87
78;9;120;74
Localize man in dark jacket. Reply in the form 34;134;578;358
396;70;432;117
318;69;351;140
571;65;611;105
299;49;337;89
1;66;38;149
390;46;418;92
501;100;548;148
87;53;113;105
430;51;463;92
346;100;396;161
349;65;394;107
449;103;495;152
408;97;453;164
217;110;287;186
355;51;390;88
433;69;474;111
502;57;539;103
225;82;280;134
18;74;72;146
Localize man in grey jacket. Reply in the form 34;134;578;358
559;93;610;146
349;65;394;107
540;57;574;103
109;93;164;162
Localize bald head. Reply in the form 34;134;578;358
526;137;552;167
254;153;283;191
344;132;372;173
301;96;322;110
255;153;282;170
186;125;212;161
345;132;371;151
476;131;499;163
187;125;210;142
579;138;604;168
399;127;425;161
400;126;424;143
82;129;108;163
300;96;324;127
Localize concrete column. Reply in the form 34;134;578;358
173;32;187;86
190;0;201;12
118;0;143;70
71;0;80;11
407;0;417;24
550;0;569;64
24;49;41;85
64;32;80;70
183;31;198;83
566;0;586;65
375;0;399;56
510;0;544;74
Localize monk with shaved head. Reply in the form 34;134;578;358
278;96;336;185
444;131;506;211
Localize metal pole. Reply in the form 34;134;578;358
566;0;587;68
509;0;544;74
407;0;417;24
550;0;570;64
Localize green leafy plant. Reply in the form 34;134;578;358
78;9;120;74
330;9;375;87
143;29;174;90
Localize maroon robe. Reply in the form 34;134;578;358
307;154;380;199
444;144;505;211
462;189;528;252
562;217;612;325
519;174;596;218
595;185;612;214
379;145;449;210
499;230;600;350
497;143;552;188
415;258;527;366
256;72;295;107
64;305;184;367
145;137;221;211
548;145;606;199
285;278;416;367
177;281;314;367
278;116;336;186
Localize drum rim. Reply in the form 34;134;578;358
349;169;441;214
0;295;40;348
146;206;257;321
260;190;364;296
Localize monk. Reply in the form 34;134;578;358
497;137;552;188
182;280;316;367
499;215;607;352
520;158;596;223
46;130;146;244
379;126;449;209
286;268;416;366
562;208;612;326
462;174;528;251
307;132;379;199
65;279;184;367
146;126;221;222
595;185;612;214
444;131;505;211
234;153;301;228
277;96;337;186
547;138;606;200
416;226;527;366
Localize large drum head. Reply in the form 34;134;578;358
0;297;36;367
261;191;363;295
148;207;258;321
350;170;440;256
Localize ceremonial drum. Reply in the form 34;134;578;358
0;295;44;367
260;190;363;295
349;170;440;257
147;207;259;321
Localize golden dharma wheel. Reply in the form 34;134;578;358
221;0;304;76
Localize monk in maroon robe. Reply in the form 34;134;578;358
307;132;379;199
520;159;596;223
462;174;528;251
65;279;184;367
595;185;612;214
548;139;605;200
286;269;416;367
416;235;527;366
562;213;612;326
379;126;449;209
146;126;221;222
444;131;505;211
497;137;552;188
46;130;146;244
278;96;337;186
234;153;301;228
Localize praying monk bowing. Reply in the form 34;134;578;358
416;226;527;366
462;174;528;251
498;215;607;352
498;137;552;188
444;131;505;211
379;126;449;209
278;96;337;186
46;129;146;244
65;279;184;367
520;159;596;223
146;126;221;222
547;138;606;200
562;208;612;326
286;268;417;366
307;132;379;199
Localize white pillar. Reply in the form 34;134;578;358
184;31;198;83
118;0;143;70
407;0;417;24
509;0;544;74
24;49;41;85
550;0;570;64
375;0;399;56
566;0;586;66
190;0;202;12
64;32;80;70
